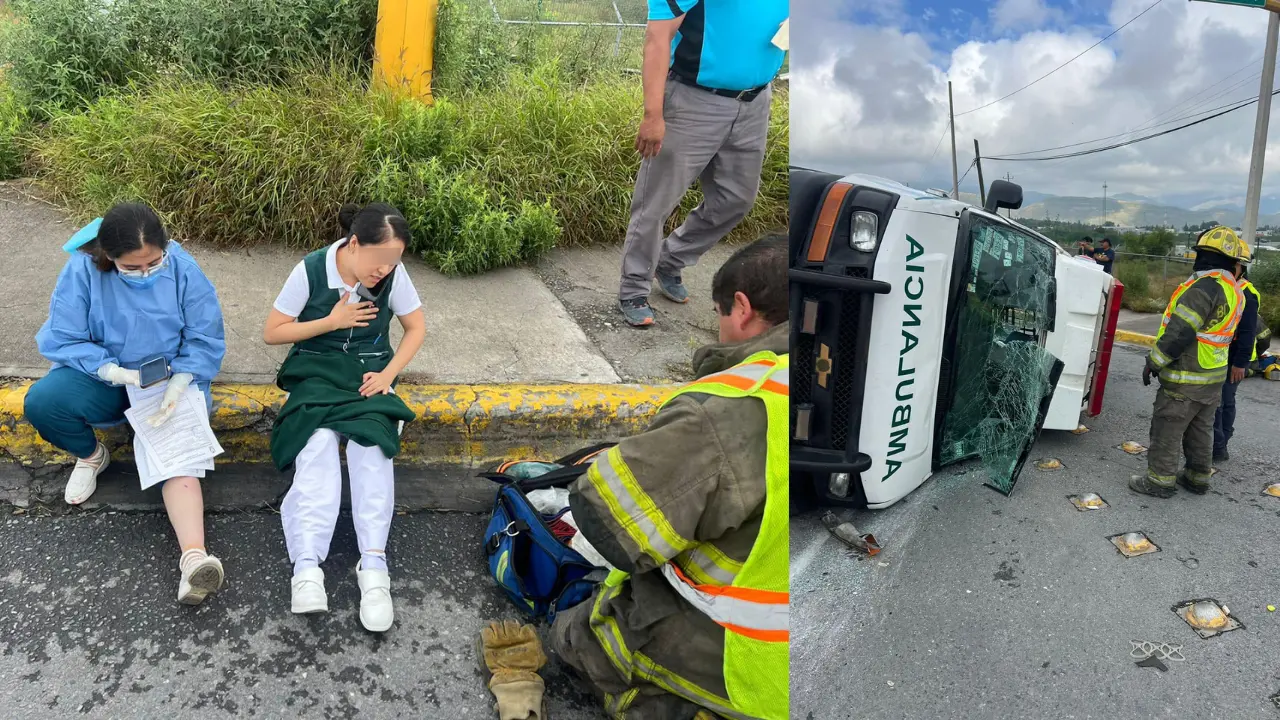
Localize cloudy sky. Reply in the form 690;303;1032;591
790;0;1280;206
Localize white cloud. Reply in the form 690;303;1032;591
792;0;1280;202
991;0;1064;32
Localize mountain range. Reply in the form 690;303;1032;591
937;188;1280;228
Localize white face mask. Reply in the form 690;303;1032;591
116;251;168;288
116;251;168;278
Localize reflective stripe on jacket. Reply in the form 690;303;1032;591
1242;280;1263;362
588;352;790;720
1150;269;1243;388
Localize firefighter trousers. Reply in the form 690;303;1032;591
1148;387;1218;484
549;597;711;720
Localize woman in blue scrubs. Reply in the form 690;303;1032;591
25;203;229;606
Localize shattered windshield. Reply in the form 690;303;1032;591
938;216;1064;494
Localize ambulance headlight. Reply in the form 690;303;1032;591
849;211;879;252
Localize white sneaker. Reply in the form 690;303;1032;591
356;562;394;632
291;567;328;614
177;554;224;605
65;443;109;505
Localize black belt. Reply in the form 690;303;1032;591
669;72;768;102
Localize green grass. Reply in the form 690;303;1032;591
0;79;32;179
0;0;377;115
31;64;788;274
5;0;789;275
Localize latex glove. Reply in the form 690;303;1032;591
1141;364;1152;387
148;373;193;427
97;363;140;387
481;620;547;720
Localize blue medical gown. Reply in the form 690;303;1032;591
36;241;226;388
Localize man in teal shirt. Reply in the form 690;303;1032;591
616;0;788;327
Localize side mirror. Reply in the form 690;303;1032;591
985;179;1023;214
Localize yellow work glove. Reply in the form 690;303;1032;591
481;620;548;720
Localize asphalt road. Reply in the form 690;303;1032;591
0;509;597;719
793;344;1280;719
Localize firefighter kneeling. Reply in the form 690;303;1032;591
550;235;790;720
1133;226;1249;498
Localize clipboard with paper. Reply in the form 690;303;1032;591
124;384;223;490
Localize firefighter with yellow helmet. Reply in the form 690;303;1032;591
1133;226;1249;497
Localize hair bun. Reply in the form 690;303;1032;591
338;202;361;234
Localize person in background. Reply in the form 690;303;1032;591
1076;236;1095;257
1093;237;1115;275
1249;317;1275;377
26;203;228;605
552;235;790;719
1214;268;1260;461
615;0;788;328
1133;226;1248;498
263;202;425;633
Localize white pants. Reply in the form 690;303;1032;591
282;429;395;568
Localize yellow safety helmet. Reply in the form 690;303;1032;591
1196;225;1252;264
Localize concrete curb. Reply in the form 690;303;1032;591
1114;329;1155;348
0;382;674;510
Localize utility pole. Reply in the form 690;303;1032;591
1103;182;1108;226
1244;10;1280;248
973;138;987;207
948;82;959;200
1004;172;1014;217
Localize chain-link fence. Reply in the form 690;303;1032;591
477;0;789;77
486;0;647;61
1110;251;1194;311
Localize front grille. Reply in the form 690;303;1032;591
793;331;815;407
830;284;865;450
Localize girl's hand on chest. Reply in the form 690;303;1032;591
327;292;379;331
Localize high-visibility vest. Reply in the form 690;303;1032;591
591;351;790;720
1153;270;1243;384
1242;279;1263;362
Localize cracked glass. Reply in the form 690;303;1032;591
939;216;1064;494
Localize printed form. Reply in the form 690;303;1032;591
124;384;223;490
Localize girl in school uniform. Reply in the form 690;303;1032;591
263;203;425;632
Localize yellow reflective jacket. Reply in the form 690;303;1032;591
568;323;789;720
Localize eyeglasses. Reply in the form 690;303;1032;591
117;251;168;278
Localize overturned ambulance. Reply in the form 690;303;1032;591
789;168;1124;508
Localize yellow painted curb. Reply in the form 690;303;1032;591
1114;329;1155;348
0;381;675;468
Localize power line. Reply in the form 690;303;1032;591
1125;55;1261;134
924;120;949;168
985;88;1277;162
955;0;1165;117
989;87;1269;158
1126;70;1262;137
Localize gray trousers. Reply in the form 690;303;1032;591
1147;387;1218;484
618;80;772;301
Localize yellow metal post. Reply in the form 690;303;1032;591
373;0;438;103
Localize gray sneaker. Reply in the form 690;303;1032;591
619;297;655;327
655;272;689;304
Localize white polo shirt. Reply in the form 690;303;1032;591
273;240;422;318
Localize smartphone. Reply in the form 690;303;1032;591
139;357;171;389
355;272;393;303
